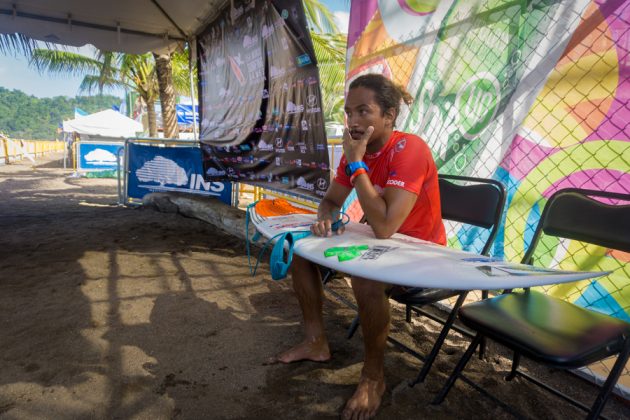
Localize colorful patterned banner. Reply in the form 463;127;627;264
348;0;630;392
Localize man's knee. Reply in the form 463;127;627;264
291;254;313;272
351;276;389;301
290;255;321;284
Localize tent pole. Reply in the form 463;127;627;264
188;37;198;141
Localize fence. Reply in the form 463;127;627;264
0;136;65;164
345;0;630;399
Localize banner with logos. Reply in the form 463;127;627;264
197;0;330;199
126;142;232;205
76;141;124;172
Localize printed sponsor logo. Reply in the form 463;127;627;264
286;101;305;114
258;139;274;151
301;120;309;131
206;167;226;177
84;148;117;165
270;65;286;79
307;94;318;107
262;24;274;38
137;156;187;186
456;72;502;140
360;246;398;260
386;179;405;187
395;138;406;152
316;177;328;191
137;166;220;194
297;54;312;67
242;34;257;49
296;176;315;191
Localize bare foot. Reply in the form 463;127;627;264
341;376;386;420
266;337;330;364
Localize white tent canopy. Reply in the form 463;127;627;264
0;0;227;53
63;109;143;137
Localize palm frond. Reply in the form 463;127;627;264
171;49;195;95
311;32;346;63
29;49;105;77
0;33;40;56
303;0;340;33
79;75;129;95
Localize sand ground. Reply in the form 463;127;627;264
1;153;629;419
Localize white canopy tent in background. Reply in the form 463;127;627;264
63;109;143;137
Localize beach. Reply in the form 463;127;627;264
1;153;628;419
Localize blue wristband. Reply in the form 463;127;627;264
345;161;369;177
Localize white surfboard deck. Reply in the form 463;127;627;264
251;212;609;290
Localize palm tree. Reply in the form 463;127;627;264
29;48;192;138
4;0;347;132
118;53;160;137
303;0;347;125
153;52;179;139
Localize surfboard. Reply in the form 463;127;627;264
249;199;609;290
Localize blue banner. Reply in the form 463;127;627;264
77;142;124;171
127;142;232;205
176;104;198;125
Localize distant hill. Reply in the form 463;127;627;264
0;87;122;140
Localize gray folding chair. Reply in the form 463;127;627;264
434;188;630;419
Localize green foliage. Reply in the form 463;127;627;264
0;87;122;139
303;0;347;125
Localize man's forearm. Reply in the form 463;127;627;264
352;174;391;238
317;198;341;221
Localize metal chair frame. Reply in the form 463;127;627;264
345;174;507;384
433;188;630;419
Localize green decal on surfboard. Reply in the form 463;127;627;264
324;245;369;262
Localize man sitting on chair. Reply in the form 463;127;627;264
268;74;445;419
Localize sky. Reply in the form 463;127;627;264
0;0;350;99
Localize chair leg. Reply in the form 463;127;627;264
479;290;488;360
587;338;630;420
410;292;469;386
406;304;412;323
505;351;520;381
347;314;360;339
321;267;335;285
432;333;483;405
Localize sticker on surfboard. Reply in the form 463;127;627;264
475;263;586;277
324;245;399;262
